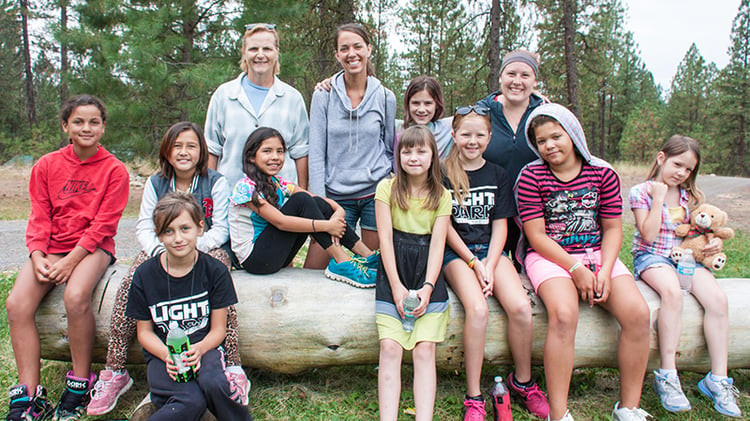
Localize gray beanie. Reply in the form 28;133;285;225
500;50;539;78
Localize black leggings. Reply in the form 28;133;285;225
241;192;360;274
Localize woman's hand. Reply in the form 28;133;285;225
315;76;333;92
324;208;346;239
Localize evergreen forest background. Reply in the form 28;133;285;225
2;0;749;176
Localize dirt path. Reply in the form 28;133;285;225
1;172;749;271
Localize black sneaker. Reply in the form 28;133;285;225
6;384;32;421
52;372;94;421
27;386;55;421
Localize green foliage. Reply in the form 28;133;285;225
619;101;666;162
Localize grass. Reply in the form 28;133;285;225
2;230;750;420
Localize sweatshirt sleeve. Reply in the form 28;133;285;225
136;176;164;257
383;89;397;165
285;91;310;160
308;90;329;196
26;159;53;254
197;176;230;252
77;161;129;253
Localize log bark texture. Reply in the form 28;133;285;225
36;265;750;374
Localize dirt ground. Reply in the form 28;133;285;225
1;163;749;270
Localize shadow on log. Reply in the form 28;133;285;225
36;264;750;374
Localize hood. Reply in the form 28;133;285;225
523;103;611;170
330;70;384;114
61;144;112;165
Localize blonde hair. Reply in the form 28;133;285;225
647;134;705;209
392;126;443;210
442;111;491;205
239;24;280;75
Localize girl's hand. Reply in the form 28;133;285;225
412;285;433;318
183;346;204;373
164;355;180;381
592;271;611;305
30;252;51;283
648;181;668;202
702;237;723;256
325;209;347;239
474;259;493;297
46;256;76;285
571;266;598;306
392;284;409;319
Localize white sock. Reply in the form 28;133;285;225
709;372;728;382
658;368;677;377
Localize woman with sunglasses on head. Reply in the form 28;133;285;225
308;23;396;275
205;23;310;193
477;50;546;264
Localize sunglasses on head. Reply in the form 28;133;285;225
245;23;276;31
455;105;489;116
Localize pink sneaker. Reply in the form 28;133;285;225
507;372;550;419
463;397;487;421
86;369;133;416
226;367;250;406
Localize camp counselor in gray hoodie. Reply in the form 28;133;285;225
308;70;396;223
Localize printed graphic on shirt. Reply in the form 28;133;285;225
149;291;210;335
202;197;214;219
544;186;600;247
58;179;96;200
452;186;496;225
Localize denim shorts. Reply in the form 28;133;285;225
337;196;377;231
443;243;502;267
632;252;677;279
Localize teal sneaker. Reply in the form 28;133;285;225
697;372;742;418
355;250;380;271
325;258;375;288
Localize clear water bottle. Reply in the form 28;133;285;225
676;248;696;293
166;321;195;382
402;290;420;332
489;376;513;421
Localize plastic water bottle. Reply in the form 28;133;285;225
166;321;195;382
489;376;513;421
676;249;696;293
402;290;420;332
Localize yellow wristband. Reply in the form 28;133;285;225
468;256;477;269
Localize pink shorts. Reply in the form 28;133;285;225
524;249;632;293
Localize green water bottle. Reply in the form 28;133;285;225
166;321;195;382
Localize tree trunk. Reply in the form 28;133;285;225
59;0;69;147
487;0;501;93
562;0;579;117
35;266;750;374
20;0;36;126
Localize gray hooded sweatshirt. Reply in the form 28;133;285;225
308;71;396;199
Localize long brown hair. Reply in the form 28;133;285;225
442;111;491;205
648;134;704;208
158;121;209;180
392;126;443;210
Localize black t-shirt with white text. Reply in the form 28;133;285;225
126;252;238;361
444;161;517;245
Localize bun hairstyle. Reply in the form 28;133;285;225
60;94;107;124
403;76;444;128
335;23;376;77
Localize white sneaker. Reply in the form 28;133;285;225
547;409;574;421
697;372;742;418
612;401;652;420
652;370;691;412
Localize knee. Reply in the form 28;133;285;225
706;290;728;318
547;306;578;336
660;284;684;309
505;297;532;324
464;300;489;328
64;287;92;316
622;301;650;335
380;340;402;361
412;342;436;364
6;291;35;323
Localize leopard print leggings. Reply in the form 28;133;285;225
105;249;242;369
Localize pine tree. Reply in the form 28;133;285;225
662;43;714;140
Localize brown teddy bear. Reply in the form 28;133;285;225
671;203;734;271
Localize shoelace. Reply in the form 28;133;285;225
715;379;740;405
523;384;547;400
464;399;486;420
658;374;683;394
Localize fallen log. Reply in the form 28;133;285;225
36;264;750;374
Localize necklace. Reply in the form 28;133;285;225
165;251;197;304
